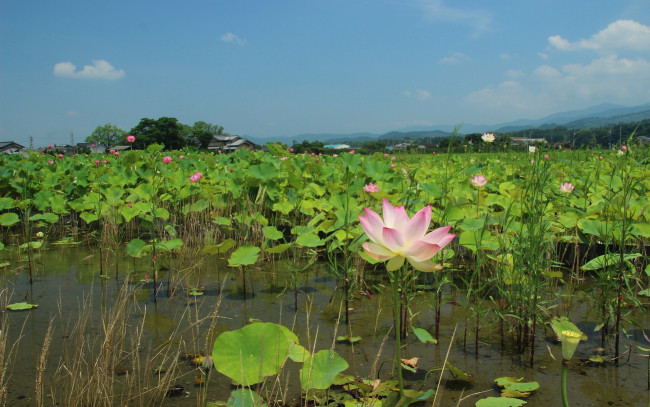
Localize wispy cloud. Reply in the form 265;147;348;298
53;60;125;80
548;19;650;53
221;32;247;45
414;0;492;34
439;52;470;64
402;89;432;101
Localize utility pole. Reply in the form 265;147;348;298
29;136;34;149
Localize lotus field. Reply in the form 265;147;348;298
0;143;649;406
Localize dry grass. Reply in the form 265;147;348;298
0;287;27;407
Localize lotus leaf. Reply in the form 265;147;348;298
413;327;437;344
212;322;301;386
6;302;38;311
475;397;527;407
300;349;349;390
0;213;20;227
494;377;539;393
228;245;260;267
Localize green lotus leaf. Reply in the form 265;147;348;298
126;238;150;258
300;349;349;390
476;397;527;406
0;213;20;227
494;377;539;393
226;388;267;407
202;238;236;256
262;225;283;241
6;302;38;311
228;245;260;267
413;327;437;344
211;322;298;386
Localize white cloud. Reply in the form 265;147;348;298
549;20;650;53
533;65;562;80
53;60;125;80
413;0;492;34
537;52;549;60
402;89;432;100
505;69;525;78
439;52;470;64
221;32;246;45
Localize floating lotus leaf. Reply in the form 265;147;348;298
300;349;349;390
6;302;38;311
494;377;539;393
445;361;474;381
475;397;527;407
336;335;362;343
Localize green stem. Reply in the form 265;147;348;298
561;362;569;407
391;268;404;394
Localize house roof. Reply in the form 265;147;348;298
0;141;26;152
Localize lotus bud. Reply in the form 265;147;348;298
561;330;581;361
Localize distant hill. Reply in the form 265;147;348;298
247;102;650;144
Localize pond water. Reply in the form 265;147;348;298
1;247;648;406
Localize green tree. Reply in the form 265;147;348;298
129;117;186;150
86;124;126;147
188;121;226;149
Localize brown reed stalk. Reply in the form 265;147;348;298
35;319;54;407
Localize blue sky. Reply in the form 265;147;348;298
1;0;649;147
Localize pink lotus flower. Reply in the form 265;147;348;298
481;132;495;143
471;174;487;188
190;172;202;182
349;150;355;154
359;198;455;272
126;135;135;143
391;156;396;161
544;154;549;160
58;153;63;159
364;183;380;193
289;148;294;152
559;182;574;193
621;145;627;151
280;156;287;161
47;144;52;149
162;156;172;164
391;164;395;168
114;151;119;157
47;160;54;165
384;153;389;158
218;150;222;154
311;152;315;156
95;160;100;165
91;144;95;148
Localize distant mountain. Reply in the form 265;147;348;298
246;102;650;144
494;103;650;132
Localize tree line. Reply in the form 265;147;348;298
85;118;226;150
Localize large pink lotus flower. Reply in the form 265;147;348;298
126;135;135;143
359;198;455;272
162;156;172;164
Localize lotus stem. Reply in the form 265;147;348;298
561;361;570;407
391;268;404;394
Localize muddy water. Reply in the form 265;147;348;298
1;247;648;406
